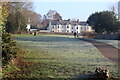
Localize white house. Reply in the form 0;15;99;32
26;18;38;32
47;20;93;33
26;23;31;31
26;18;31;31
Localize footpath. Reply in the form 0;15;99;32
79;38;119;66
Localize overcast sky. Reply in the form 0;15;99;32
33;0;118;21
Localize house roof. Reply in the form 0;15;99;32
78;21;88;26
50;20;88;26
50;20;70;25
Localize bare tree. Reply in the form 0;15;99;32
109;2;118;15
23;10;42;25
43;15;47;20
46;10;56;20
45;10;62;20
53;12;62;20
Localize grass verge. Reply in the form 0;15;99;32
3;34;119;79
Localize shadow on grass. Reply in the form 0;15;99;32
73;73;98;80
13;36;78;43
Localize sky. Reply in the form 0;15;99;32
33;0;118;21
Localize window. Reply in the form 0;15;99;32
72;27;73;29
76;27;78;29
81;27;83;29
77;31;78;33
53;26;54;29
71;31;73;33
87;26;89;29
67;26;69;28
58;26;59;28
67;30;69;33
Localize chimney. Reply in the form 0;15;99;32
77;19;79;22
68;19;70;21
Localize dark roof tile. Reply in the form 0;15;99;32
50;20;88;26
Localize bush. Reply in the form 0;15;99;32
2;32;18;65
82;32;95;38
1;3;18;65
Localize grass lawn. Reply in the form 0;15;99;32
95;39;119;49
5;34;119;78
86;38;119;49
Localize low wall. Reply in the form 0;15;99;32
38;32;74;35
38;32;119;40
95;34;119;40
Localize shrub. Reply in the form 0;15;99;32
1;3;18;65
2;32;18;65
82;32;95;38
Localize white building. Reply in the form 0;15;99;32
26;23;31;31
26;18;31;31
26;18;38;32
47;20;93;33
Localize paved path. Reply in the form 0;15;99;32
79;38;120;65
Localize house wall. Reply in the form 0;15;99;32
47;21;93;33
26;24;31;31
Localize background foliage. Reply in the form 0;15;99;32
87;11;120;34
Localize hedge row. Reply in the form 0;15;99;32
2;32;18;65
